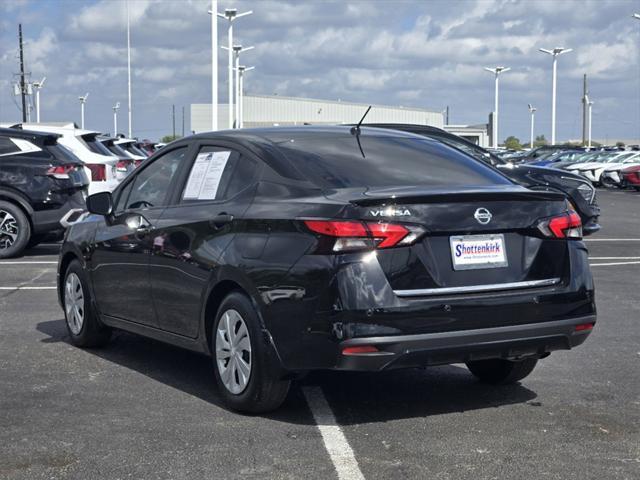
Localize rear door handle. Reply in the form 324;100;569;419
210;214;234;229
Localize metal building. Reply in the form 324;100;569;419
191;94;444;132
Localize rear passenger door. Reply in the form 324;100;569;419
149;143;262;337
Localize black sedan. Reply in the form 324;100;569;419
362;124;600;235
57;126;596;412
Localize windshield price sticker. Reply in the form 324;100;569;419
183;151;231;200
450;234;508;270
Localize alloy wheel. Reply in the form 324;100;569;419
0;210;18;250
215;309;252;394
64;273;85;335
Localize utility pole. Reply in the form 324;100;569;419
446;105;449;125
172;104;176;138
484;66;510;148
182;106;185;136
581;74;588;146
207;1;218;131
588;100;594;148
126;0;133;138
528;104;536;149
217;8;252;129
18;24;27;122
539;47;572;145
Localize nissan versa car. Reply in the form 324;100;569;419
57;126;596;412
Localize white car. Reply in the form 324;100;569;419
114;138;147;161
600;153;640;187
14;123;121;194
566;151;636;184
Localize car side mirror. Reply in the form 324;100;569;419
86;191;113;216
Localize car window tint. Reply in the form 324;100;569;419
115;181;134;213
181;146;257;203
0;138;20;156
272;133;510;189
126;147;186;209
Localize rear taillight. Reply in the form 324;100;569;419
85;164;106;181
342;345;380;355
304;220;424;253
116;159;132;172
538;212;582;239
134;160;143;168
46;164;76;179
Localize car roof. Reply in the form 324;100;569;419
0;126;61;144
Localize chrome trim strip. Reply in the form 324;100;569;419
394;278;562;297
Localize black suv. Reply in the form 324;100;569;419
363;124;600;235
58;126;595;412
0;128;88;257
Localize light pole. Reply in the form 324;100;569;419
587;100;594;148
539;47;572;145
217;8;252;129
237;65;254;128
484;66;510;148
207;1;218;131
33;77;46;123
232;45;253;128
528;103;536;149
126;0;133;138
113;102;120;135
78;93;89;129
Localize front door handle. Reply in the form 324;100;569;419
210;213;234;229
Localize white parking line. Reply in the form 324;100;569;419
591;261;640;267
0;286;57;290
303;386;365;480
585;238;640;242
0;261;58;265
589;257;640;260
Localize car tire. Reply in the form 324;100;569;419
63;259;111;348
466;357;538;385
0;200;31;259
211;291;290;413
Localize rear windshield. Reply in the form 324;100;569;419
273;134;511;189
107;143;130;158
47;143;82;164
82;135;115;157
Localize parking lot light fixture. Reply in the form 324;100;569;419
217;8;252;129
113;102;120;136
528;103;537;149
633;13;640;20
32;77;46;123
484;66;510;148
207;1;219;131
539;47;572;145
588;100;594;148
238;65;254;128
78;93;89;129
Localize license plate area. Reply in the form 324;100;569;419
450;234;508;271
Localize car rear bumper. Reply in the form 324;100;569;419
335;315;596;371
32;190;87;234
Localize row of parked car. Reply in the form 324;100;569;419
0;123;160;258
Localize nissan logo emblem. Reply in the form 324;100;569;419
474;208;492;225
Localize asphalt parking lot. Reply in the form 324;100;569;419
1;189;638;480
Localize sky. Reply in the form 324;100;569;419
1;0;639;143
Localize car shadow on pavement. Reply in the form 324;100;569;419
36;319;537;425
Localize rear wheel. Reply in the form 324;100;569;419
63;260;111;347
466;358;538;385
212;292;290;413
0;201;30;259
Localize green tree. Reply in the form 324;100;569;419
504;136;522;150
616;141;625;148
161;134;181;143
533;134;548;147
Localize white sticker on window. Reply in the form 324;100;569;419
183;151;230;200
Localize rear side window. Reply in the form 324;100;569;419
124;147;186;209
273;134;511;189
181;146;258;203
0;138;20;156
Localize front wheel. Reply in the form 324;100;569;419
212;292;290;413
0;201;31;259
466;358;538;385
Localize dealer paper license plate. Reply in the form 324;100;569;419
450;234;508;271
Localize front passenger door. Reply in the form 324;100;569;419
91;146;188;326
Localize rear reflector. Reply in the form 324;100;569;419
46;164;76;179
342;345;379;355
304;219;423;252
539;211;582;239
85;163;106;181
574;323;594;332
